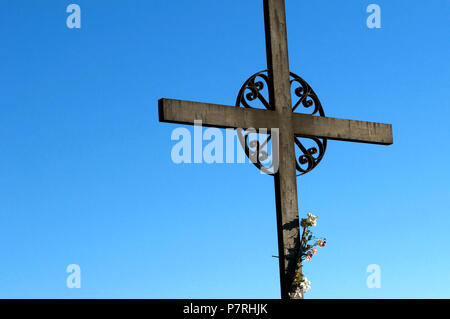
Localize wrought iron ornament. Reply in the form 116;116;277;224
235;70;327;176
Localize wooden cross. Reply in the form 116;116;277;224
158;0;393;299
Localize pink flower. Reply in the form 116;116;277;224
317;239;326;247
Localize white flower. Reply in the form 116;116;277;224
299;277;311;293
293;287;303;298
304;284;311;292
303;279;311;292
306;213;318;227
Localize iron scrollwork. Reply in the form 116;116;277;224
235;70;327;176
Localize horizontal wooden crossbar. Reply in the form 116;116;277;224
158;98;393;145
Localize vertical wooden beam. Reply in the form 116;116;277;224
264;0;300;299
264;0;292;114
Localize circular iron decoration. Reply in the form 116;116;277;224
235;70;327;176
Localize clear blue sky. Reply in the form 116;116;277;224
0;0;449;298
